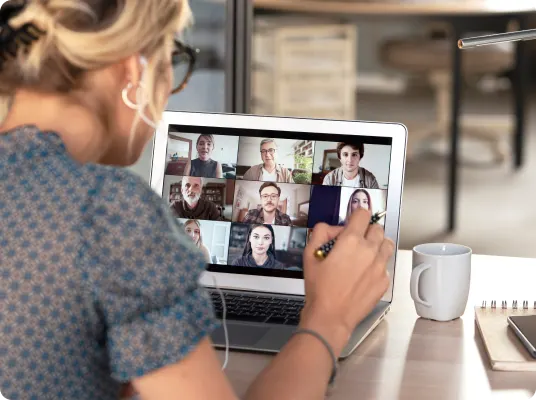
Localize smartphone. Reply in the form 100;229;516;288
507;314;536;358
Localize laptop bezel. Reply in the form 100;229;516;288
149;110;407;304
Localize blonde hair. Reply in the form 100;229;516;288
0;0;192;124
184;219;203;247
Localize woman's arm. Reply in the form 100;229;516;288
215;162;223;178
132;338;238;400
132;317;349;400
131;209;393;400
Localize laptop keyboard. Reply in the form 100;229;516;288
209;291;304;326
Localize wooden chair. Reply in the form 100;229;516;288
379;36;515;164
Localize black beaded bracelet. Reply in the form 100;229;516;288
292;328;338;385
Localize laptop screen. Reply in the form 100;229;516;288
160;124;392;279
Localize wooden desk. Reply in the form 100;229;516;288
252;0;534;234
220;250;536;399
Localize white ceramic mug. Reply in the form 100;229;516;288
410;243;472;322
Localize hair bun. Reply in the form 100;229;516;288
0;0;27;21
0;0;46;66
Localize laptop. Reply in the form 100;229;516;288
149;111;407;359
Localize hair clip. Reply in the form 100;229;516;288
0;0;45;68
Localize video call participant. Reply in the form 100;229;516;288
242;182;292;226
184;134;223;178
183;219;212;263
231;224;286;269
171;176;221;220
323;142;379;188
242;138;294;183
340;189;371;226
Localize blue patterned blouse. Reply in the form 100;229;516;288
0;126;219;400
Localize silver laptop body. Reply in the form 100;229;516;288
150;111;407;359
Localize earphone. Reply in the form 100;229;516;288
121;55;159;130
121;55;160;160
211;275;229;370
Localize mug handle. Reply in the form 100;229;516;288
410;263;432;307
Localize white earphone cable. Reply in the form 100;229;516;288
211;276;229;370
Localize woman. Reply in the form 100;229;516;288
322;142;379;188
183;133;223;178
340;189;372;226
0;0;393;399
183;219;212;263
231;224;285;269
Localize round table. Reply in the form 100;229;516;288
253;0;535;234
254;0;536;16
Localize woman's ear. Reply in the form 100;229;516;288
122;53;144;87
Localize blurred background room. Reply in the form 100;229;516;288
129;0;536;258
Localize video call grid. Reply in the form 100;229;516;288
162;126;393;273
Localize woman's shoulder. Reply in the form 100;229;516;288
79;165;178;241
83;168;219;382
1;126;159;213
83;164;157;200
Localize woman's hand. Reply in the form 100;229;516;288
300;208;394;356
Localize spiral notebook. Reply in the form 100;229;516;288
475;300;536;371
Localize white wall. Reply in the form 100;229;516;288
272;225;291;251
171;132;239;165
236;137;300;168
312;142;391;188
291;185;310;213
167;137;190;160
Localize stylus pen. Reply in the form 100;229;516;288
314;211;387;260
458;28;536;49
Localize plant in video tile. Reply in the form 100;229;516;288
292;154;313;184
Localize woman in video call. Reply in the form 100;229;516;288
231;224;285;269
183;133;223;178
183;219;212;263
0;0;394;399
323;142;380;188
340;189;372;226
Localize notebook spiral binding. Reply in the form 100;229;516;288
480;300;536;309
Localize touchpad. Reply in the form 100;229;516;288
212;323;270;347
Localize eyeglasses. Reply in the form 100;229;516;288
171;40;199;95
260;148;276;155
261;194;279;201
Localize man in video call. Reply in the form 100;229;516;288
322;142;379;188
242;182;292;226
242;138;294;183
170;176;222;220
